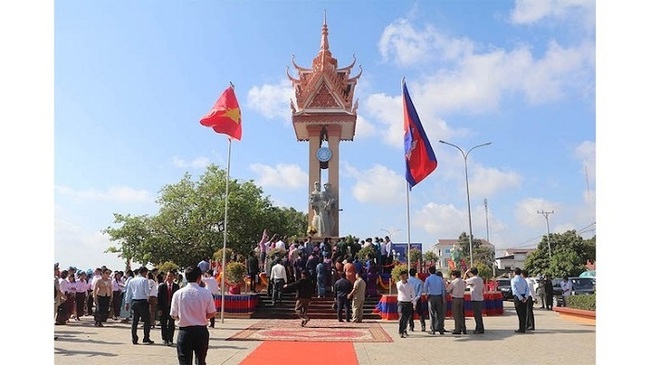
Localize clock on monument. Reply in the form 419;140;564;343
316;146;332;162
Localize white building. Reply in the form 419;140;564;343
494;248;536;272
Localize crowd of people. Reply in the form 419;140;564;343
55;229;551;364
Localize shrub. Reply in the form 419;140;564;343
355;245;375;261
391;263;408;283
567;294;596;311
214;248;234;263
224;261;247;285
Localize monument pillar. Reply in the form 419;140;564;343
287;15;362;239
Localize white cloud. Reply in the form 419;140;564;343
514;197;561;229
364;91;455;149
55;185;153;203
344;164;403;204
354;114;377;139
246;80;295;122
471;165;523;197
377;19;594;115
413;202;467;236
172;156;211;170
509;0;595;25
249;163;308;189
55;217;127;270
378;19;474;66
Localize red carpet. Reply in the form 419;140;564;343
227;319;392;342
240;341;358;365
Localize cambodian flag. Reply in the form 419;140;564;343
403;80;437;189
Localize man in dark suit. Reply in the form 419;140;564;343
158;271;180;346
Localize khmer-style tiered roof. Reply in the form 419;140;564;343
287;14;362;141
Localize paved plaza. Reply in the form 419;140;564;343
53;301;596;365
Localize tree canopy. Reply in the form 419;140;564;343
523;230;596;278
104;164;308;268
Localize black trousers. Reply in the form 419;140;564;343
159;311;175;343
526;297;535;330
451;297;466;332
471;301;485;332
409;297;426;330
336;297;351;321
427;295;445;332
94;295;110;323
397;301;413;334
131;299;151;342
177;326;210;365
514;297;528;332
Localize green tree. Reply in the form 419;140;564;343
524;230;596;278
456;232;494;269
104;164;308;268
104;213;153;269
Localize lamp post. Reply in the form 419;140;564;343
439;140;492;268
380;228;400;241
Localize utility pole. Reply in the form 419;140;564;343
537;210;554;259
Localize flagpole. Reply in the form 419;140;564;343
402;77;412;272
406;180;411;271
220;138;232;323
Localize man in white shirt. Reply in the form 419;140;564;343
385;236;394;266
202;269;220;328
396;269;418;338
170;265;217;365
464;267;485;334
269;260;287;306
446;270;467;335
124;266;153;345
522;269;536;331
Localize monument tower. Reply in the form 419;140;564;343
287;15;361;238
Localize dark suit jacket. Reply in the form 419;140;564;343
157;281;180;314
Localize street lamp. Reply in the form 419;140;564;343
380;228;401;240
439;140;492;268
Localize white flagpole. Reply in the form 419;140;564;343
406;181;411;271
220;138;232;323
403;77;412;272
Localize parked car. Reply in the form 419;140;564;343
569;277;595;295
496;278;513;300
552;277;595;307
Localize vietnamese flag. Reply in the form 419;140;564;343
199;85;242;141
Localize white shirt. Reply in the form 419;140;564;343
526;278;536;301
59;278;70;293
170;282;217;327
203;276;220;295
125;275;151;301
149;279;159;297
466;275;484;301
270;263;287;281
386;241;393;257
396;280;417;304
380;241;387;255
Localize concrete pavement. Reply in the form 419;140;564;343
54;301;595;365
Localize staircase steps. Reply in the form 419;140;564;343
250;292;382;320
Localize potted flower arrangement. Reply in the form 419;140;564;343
307;225;318;236
224;261;246;294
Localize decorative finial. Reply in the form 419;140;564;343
324;9;327;26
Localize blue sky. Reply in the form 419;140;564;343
49;0;599;271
